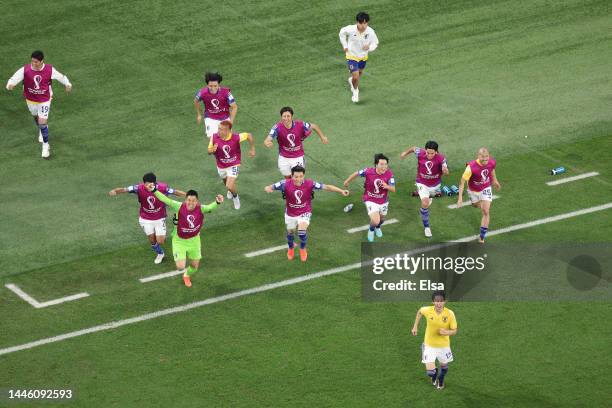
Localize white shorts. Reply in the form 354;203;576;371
365;201;388;216
217;165;240;179
139;217;166;237
468;187;493;203
278;155;305;177
416;183;441;200
204;117;222;138
421;343;454;364
26;100;51;119
285;212;311;230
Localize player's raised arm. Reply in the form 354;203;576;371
200;195;224;213
322;184;349;196
152;188;181;211
400;146;416;159
310;123;328;144
6;67;25;91
411;309;423;336
170;188;187;198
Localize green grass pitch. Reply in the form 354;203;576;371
0;0;611;406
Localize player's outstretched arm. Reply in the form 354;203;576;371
343;172;359;187
153;189;181;211
411;310;422;336
400;146;416;159
108;187;128;196
201;195;224;213
173;189;187;198
263;135;274;148
310;123;328;144
323;184;349;196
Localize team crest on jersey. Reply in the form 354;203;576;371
443;316;448;322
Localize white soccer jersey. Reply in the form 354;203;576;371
339;24;379;61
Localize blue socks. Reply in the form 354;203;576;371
151;243;164;255
369;225;376;232
287;233;295;249
298;230;307;249
438;365;448;386
480;226;488;240
420;208;430;227
39;124;49;143
427;368;438;383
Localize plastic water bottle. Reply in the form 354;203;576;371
450;185;459;195
551;167;566;175
442;186;452;196
343;203;354;213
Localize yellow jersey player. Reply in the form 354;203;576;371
411;291;458;390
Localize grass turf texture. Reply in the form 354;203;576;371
0;0;611;406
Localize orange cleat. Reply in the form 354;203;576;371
299;248;308;262
183;274;192;288
287;247;295;260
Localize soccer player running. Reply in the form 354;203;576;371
263;106;328;179
194;72;237;138
456;147;501;243
208;120;255;210
145;185;224;288
264;165;349;262
411;291;458;390
5;50;72;159
343;154;396;242
109;173;186;264
400;141;449;238
339;12;379;103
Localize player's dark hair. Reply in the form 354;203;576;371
425;141;439;151
142;172;157;183
205;72;223;84
432;290;446;301
186;189;199;198
356;12;370;23
374;153;389;165
280;106;294;116
31;50;44;61
291;165;305;175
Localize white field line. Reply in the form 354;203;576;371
5;284;89;309
347;218;399;233
546;172;599;186
1;202;611;356
244;245;287;258
140;270;184;283
447;195;500;209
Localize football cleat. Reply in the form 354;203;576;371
41;143;50;159
375;228;383;238
424;227;432;238
287;247;295;260
227;190;232;199
182;274;192;288
154;253;165;264
367;230;374;242
233;195;241;210
299;248;308;262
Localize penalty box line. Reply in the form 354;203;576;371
1;202;611;357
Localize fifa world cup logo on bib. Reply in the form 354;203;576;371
211;99;220;111
481;169;489;183
294;190;303;204
425;161;434;175
186;215;196;229
33;75;42;90
146;196;156;210
287;134;296;147
222;145;232;159
373;179;384;194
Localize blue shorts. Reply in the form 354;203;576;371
347;59;366;72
